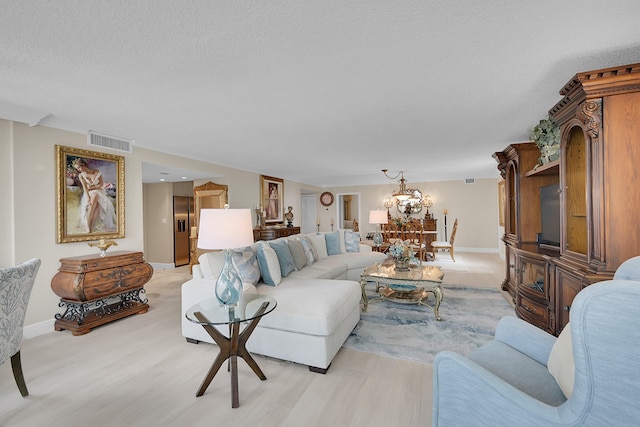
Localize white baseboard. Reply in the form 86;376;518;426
23;318;55;339
452;247;499;253
149;262;175;270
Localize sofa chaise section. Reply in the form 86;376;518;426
181;230;386;373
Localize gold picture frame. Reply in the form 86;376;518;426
56;145;125;243
260;175;284;224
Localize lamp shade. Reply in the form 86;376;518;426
369;209;388;225
197;208;254;250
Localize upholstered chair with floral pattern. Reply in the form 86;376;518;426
1;258;41;397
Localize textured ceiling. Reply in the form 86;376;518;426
2;1;640;185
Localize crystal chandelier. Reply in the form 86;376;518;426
382;169;425;215
382;169;419;201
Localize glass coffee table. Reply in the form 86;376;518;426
185;294;276;408
360;263;445;320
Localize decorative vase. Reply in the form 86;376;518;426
215;250;243;306
373;230;383;246
394;258;410;271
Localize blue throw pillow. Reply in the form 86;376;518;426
325;231;341;255
269;239;296;277
232;246;260;286
344;230;360;253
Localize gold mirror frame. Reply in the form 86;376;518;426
396;189;423;215
193;182;228;230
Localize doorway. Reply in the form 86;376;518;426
301;194;317;234
336;193;361;230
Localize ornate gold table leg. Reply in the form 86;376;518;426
432;285;444;321
360;278;369;311
417;285;444;320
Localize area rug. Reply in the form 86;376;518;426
343;284;515;364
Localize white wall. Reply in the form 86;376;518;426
328;178;501;251
1;118;502;332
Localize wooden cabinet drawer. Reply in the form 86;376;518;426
82;263;153;300
517;294;550;330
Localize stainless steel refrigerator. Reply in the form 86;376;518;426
173;196;194;267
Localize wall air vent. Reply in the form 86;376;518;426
465;178;475;184
88;131;133;153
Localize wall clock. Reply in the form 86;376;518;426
320;191;334;207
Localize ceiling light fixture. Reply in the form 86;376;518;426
381;169;429;217
382;169;415;201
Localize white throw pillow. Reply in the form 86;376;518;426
547;322;575;398
337;229;347;253
298;236;316;266
307;233;328;259
198;251;224;280
256;242;282;286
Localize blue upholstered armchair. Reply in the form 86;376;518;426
433;256;640;426
0;258;41;397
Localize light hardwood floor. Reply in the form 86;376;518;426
0;252;506;427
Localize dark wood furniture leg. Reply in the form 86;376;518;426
193;302;269;408
11;351;29;397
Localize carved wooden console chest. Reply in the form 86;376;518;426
51;250;153;335
253;226;300;241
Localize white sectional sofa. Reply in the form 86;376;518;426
181;229;386;373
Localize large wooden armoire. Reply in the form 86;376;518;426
495;62;640;336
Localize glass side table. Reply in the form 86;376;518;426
186;294;277;408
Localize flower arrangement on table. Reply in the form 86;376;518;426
387;241;417;271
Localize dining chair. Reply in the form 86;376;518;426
403;219;426;261
1;258;41;397
431;219;458;262
383;221;401;244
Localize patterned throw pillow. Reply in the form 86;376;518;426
256;243;282;286
269;239;296;277
324;231;341;255
344;230;361;253
298;236;316;266
287;239;307;271
232;246;260;286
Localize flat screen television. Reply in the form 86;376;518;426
539;183;560;248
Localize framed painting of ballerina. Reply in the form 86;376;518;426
56;145;125;243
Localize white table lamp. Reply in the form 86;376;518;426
369;209;388;247
197;208;254;306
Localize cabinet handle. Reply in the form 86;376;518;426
563;305;571;312
522;304;533;313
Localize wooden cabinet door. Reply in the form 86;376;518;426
556;268;583;332
519;255;548;300
502;247;517;300
562;125;588;258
